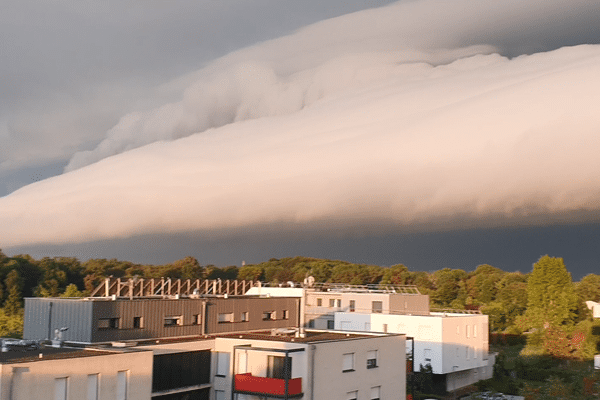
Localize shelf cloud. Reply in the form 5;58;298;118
2;0;600;250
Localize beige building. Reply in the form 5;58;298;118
212;330;406;400
0;345;153;400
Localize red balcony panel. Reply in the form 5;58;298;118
235;373;303;397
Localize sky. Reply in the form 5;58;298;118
2;0;600;280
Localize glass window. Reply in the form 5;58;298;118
268;355;291;379
370;386;381;400
87;374;99;400
424;349;431;362
327;320;335;329
215;390;225;400
343;353;355;372
336;299;342;308
133;317;143;329
262;311;276;321
217;313;234;323
347;390;358;400
372;301;383;313
367;350;378;368
329;299;336;307
117;370;128;400
98;318;119;329
164;316;183;326
282;310;289;320
241;312;249;322
216;352;230;376
316;298;322;307
55;377;68;400
349;300;355;312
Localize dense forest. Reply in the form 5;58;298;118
1;249;599;361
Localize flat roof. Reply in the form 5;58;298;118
216;330;402;344
0;346;124;364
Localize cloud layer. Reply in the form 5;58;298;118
2;0;600;249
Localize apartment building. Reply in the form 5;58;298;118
0;342;153;400
212;329;406;400
23;295;299;343
246;284;493;392
587;301;600;370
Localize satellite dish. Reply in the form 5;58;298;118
303;276;315;288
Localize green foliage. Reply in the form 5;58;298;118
0;308;23;338
60;283;84;298
576;274;600;303
4;269;22;315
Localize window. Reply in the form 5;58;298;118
349;300;356;312
216;352;230;376
372;301;383;313
308;319;315;328
215;390;225;400
316;298;322;307
164;316;183;326
98;318;119;329
87;374;99;400
133;317;143;329
370;386;381;400
217;313;234;323
329;299;336;307
466;324;470;338
367;350;378;368
343;353;355;372
262;311;276;321
382;324;388;333
268;355;291;379
347;390;358;400
117;370;128;400
282;310;289;320
424;349;431;362
327;319;335;329
193;314;201;325
55;377;68;400
241;312;249;322
336;299;342;308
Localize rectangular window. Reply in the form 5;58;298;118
372;301;383;313
215;390;225;400
87;374;99;400
117;370;128;400
367;350;378;369
241;312;249;322
133;317;143;329
317;298;322;307
327;319;335;329
55;377;68;400
217;313;234;323
349;300;356;312
282;310;289;320
343;353;355;372
193;314;201;325
347;390;358;400
329;299;336;307
262;311;276;321
370;386;381;400
308;319;315;328
336;299;342;308
98;318;119;330
216;352;230;376
164;316;183;326
424;349;431;362
268;355;291;379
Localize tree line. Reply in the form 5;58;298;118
0;249;599;359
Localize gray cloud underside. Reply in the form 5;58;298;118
2;0;600;248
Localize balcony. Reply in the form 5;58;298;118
234;373;303;398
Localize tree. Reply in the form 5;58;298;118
575;274;600;303
4;269;23;315
60;283;84;298
524;255;579;352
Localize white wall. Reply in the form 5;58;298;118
334;312;490;376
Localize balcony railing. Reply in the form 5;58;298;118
234;373;303;398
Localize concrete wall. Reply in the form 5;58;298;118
334;312;491;378
0;350;153;400
312;334;405;400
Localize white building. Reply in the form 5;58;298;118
588;301;600;370
335;311;494;391
212;330;406;400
